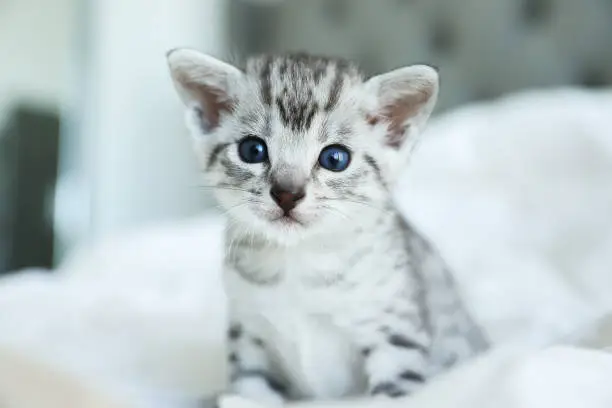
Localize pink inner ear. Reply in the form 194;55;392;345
193;83;233;130
177;71;233;130
377;87;433;149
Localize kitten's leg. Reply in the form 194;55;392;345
226;322;286;406
354;313;432;398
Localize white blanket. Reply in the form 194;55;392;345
1;88;612;408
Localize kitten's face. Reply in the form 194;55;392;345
168;51;438;243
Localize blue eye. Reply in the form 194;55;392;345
318;144;351;172
238;136;268;163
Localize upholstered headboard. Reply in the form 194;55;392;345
229;0;612;111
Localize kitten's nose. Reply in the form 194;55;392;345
270;184;305;213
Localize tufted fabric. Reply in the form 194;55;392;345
231;0;612;111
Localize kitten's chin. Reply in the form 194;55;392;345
261;213;311;243
232;221;307;247
227;209;316;246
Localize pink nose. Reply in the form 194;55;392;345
270;184;305;213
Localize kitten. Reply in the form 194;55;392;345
167;49;489;405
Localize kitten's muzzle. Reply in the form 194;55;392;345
270;184;305;214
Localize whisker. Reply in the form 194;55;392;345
319;197;392;213
220;202;250;218
192;184;253;194
322;206;352;221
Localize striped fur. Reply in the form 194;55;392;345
167;50;488;405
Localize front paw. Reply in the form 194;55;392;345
370;381;410;398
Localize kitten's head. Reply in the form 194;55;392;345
167;49;438;243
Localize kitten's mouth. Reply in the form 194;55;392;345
271;213;304;226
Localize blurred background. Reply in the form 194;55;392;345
1;0;612;275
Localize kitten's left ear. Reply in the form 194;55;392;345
364;65;439;149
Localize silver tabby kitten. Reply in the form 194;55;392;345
167;49;489;405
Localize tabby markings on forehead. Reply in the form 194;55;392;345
324;64;347;111
259;55;273;106
250;53;361;132
275;97;319;133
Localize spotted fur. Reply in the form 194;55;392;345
167;50;489;405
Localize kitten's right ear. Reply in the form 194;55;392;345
166;48;242;132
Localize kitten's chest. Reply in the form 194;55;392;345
225;248;371;398
227;248;355;318
226;242;402;321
